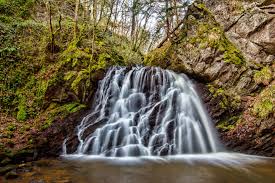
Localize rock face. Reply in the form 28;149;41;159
205;0;275;66
147;0;275;156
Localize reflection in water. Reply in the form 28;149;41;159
6;153;275;183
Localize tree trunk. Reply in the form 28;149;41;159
173;0;179;24
104;0;115;33
93;0;98;25
157;18;185;48
131;0;138;40
74;0;80;39
165;0;171;39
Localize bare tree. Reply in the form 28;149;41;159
74;0;80;39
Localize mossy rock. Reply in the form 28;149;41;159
5;170;19;179
7;149;36;163
217;116;241;132
252;85;275;118
0;157;12;166
0;165;16;176
208;84;241;111
144;42;172;68
254;67;272;85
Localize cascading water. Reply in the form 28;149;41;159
63;66;220;157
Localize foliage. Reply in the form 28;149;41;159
0;0;138;129
0;0;35;19
16;95;27;121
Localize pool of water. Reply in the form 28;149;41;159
3;153;275;183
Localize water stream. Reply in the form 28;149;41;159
63;66;221;156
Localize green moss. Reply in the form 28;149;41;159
41;102;86;130
19;125;30;133
194;22;245;65
208;84;241;110
62;47;107;95
28;138;33;145
16;95;27;121
6;132;14;139
1;2;138;149
253;85;275;118
195;3;211;13
253;100;273;118
254;67;272;85
213;87;229;109
217;123;235;131
218;36;245;65
62;103;86;113
208;85;228;109
144;42;172;67
217;116;240;131
6;124;16;131
36;80;48;99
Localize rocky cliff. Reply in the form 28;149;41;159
147;0;275;156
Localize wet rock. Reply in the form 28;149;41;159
159;144;169;156
0;157;11;166
16;163;33;174
4;171;18;179
11;149;36;163
0;165;16;176
30;180;45;183
34;108;91;158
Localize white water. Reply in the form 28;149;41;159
63;66;221;157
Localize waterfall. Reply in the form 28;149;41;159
63;66;220;157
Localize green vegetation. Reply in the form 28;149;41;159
0;7;134;172
219;38;245;65
217;121;236;131
0;0;140;130
41;102;86;130
254;67;272;85
253;85;275;118
144;42;172;67
16;95;27;121
0;0;146;162
145;2;246;69
6;124;16;132
0;0;35;19
208;84;241;110
216;115;241;132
